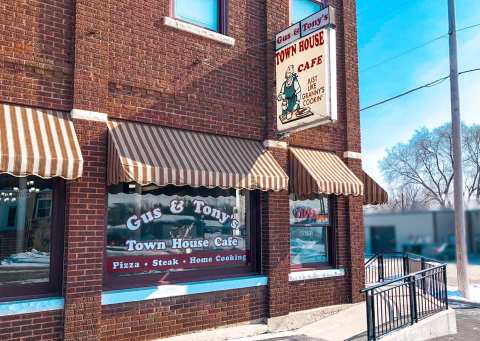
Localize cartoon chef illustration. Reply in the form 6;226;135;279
277;64;301;121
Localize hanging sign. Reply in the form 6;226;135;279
275;6;337;134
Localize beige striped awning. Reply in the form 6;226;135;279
363;172;388;205
107;120;289;191
289;147;363;197
0;103;83;179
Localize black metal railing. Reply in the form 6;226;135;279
365;252;439;286
362;253;448;340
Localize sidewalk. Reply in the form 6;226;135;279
158;303;366;341
235;303;366;341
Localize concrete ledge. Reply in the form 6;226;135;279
381;308;457;341
163;17;235;46
267;303;354;332
0;297;64;316
156;320;267;341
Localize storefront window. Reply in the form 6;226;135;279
290;195;333;269
0;174;63;300
105;184;258;287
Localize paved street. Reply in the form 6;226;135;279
434;304;480;340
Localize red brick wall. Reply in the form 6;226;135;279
289;277;350;312
0;310;63;341
100;287;267;341
0;0;75;110
63;120;107;340
0;0;365;339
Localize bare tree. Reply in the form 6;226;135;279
387;183;430;210
464;125;480;201
381;123;480;209
381;124;454;208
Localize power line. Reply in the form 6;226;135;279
360;33;447;72
457;22;480;32
360;67;480;112
361;22;480;73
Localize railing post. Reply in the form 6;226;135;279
408;276;418;324
403;254;410;276
378;254;384;282
421;257;426;291
366;292;376;341
443;265;449;310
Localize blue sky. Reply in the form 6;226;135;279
357;0;480;189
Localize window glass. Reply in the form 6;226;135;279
106;185;252;281
0;175;52;286
291;0;324;24
175;0;219;31
290;195;330;266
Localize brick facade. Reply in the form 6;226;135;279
0;310;63;340
0;0;364;340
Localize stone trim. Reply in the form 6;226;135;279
163;17;235;47
263;140;288;149
288;268;345;282
71;109;108;122
343;151;362;160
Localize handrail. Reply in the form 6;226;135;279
365;254;378;267
361;263;446;292
362;253;448;340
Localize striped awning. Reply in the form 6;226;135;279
289;147;363;197
107;120;288;191
363;172;388;205
0;103;83;179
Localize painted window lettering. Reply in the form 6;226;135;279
106;186;251;276
126;208;162;231
125;199;240;231
170;199;185;214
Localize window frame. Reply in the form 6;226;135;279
289;195;336;272
0;178;65;302
103;185;261;291
290;0;325;25
171;0;229;34
35;196;53;219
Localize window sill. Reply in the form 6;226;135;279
101;275;267;305
0;297;64;317
163;17;235;46
288;268;345;282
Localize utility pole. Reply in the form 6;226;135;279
448;0;470;298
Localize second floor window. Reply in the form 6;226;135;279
174;0;224;33
291;0;324;24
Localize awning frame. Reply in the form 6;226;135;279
107;120;289;192
0;103;84;180
289;147;364;198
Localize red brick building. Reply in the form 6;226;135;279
0;1;370;340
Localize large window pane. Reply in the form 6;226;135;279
291;0;323;24
0;175;52;286
106;185;251;281
175;0;219;31
290;195;330;266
